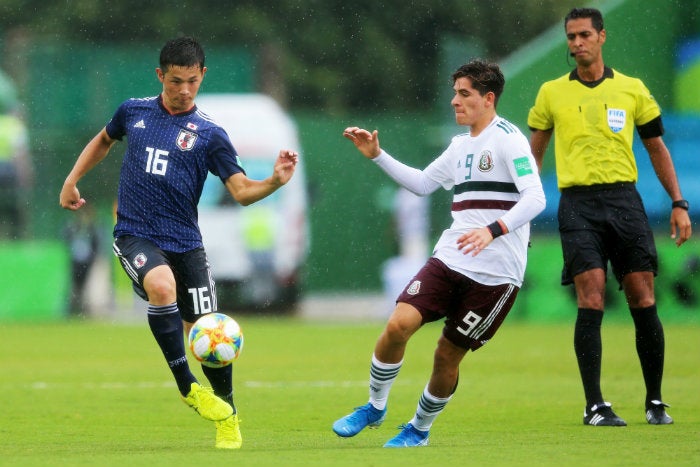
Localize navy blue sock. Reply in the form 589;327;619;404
202;364;236;413
574;308;604;407
147;303;197;396
630;305;665;406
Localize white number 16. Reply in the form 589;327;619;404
145;147;169;175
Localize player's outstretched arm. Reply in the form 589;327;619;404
59;128;116;210
224;149;298;206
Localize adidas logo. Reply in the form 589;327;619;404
133;120;146;128
588;414;605;425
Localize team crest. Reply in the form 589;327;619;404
607;108;626;133
176;129;197;151
477;150;494;172
407;280;421;295
133;253;148;269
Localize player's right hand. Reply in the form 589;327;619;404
59;184;86;210
343;127;381;159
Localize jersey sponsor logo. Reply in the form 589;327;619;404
607;108;626;133
133;252;147;269
407;280;421;295
133;120;146;129
176;129;198;151
477;150;494;172
513;156;533;176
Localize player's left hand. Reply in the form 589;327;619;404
456;226;494;256
273;149;298;185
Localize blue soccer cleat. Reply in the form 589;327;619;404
333;403;387;437
383;423;429;447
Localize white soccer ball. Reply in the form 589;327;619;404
188;313;243;368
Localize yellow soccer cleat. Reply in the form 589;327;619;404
181;382;233;421
215;414;242;449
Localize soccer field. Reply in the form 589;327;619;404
1;316;698;467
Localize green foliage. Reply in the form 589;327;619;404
1;0;585;111
1;318;699;466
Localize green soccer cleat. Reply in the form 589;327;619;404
181;382;233;421
215;414;242;449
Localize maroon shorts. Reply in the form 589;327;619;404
397;257;519;351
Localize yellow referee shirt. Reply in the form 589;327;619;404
528;67;661;189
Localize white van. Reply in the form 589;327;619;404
195;93;309;311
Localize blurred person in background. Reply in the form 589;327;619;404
62;204;100;317
528;7;692;427
59;36;298;449
0;108;32;239
333;59;545;447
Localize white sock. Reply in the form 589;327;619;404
409;384;451;432
368;354;402;410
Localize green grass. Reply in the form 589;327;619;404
1;316;698;467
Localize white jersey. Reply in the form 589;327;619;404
425;116;544;286
367;116;543;288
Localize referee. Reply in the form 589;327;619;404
528;7;692;427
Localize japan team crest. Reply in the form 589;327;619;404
133;253;148;269
176;129;197;151
477;150;494;172
607;108;626;133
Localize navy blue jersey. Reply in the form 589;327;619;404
107;95;245;252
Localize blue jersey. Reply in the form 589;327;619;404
106;95;245;252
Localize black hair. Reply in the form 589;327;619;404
565;7;604;32
452;59;505;105
159;36;205;72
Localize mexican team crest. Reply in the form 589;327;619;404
607;108;626;133
478;150;494;172
407;280;421;295
176;129;197;151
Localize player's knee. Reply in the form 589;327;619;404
384;317;416;344
143;277;176;303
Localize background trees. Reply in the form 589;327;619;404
1;0;582;111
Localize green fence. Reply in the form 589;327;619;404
515;236;700;323
0;241;69;321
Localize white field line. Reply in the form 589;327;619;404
22;379;417;390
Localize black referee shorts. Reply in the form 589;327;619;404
558;182;658;286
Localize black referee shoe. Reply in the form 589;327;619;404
583;402;627;426
646;400;673;425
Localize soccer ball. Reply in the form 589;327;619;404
188;313;244;368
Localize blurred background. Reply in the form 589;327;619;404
0;0;698;323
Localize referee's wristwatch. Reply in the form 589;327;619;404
671;199;689;211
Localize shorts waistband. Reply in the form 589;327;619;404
561;182;635;193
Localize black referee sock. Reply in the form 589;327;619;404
202;364;236;413
574;308;604;407
630;305;665;406
147;303;197;396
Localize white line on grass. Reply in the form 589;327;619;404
23;380;418;390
